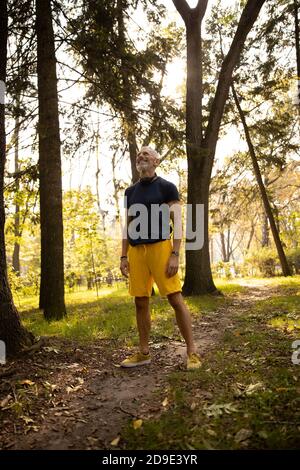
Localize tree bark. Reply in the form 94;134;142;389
231;82;292;276
36;0;66;319
0;0;34;356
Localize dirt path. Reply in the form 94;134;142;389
0;282;283;450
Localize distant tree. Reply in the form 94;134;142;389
5;0;37;275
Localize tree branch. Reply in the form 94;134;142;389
172;0;191;23
173;0;208;23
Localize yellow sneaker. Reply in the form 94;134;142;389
120;351;151;368
187;352;202;370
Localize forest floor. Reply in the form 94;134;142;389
0;277;299;450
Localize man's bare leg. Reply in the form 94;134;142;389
135;296;151;355
167;292;196;356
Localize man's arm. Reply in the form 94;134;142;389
166;200;182;277
120;208;130;278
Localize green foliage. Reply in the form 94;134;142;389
245;247;279;277
213;261;233;279
67;0;185;154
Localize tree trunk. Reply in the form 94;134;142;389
36;0;66;319
227;226;231;261
220;231;227;262
294;0;300;114
95;114;108;256
178;3;220;294
261;210;269;247
12;102;21;274
246;219;255;251
231;83;292;276
0;0;34;356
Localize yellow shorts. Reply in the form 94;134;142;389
127;239;182;297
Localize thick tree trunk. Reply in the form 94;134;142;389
0;0;34;356
231;83;292;276
181;4;220;295
36;0;66;319
184;155;218;294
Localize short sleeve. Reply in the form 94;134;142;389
164;182;180;203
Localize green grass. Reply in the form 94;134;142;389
247;283;300;332
235;274;300;289
17;278;246;344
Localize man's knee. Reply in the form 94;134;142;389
167;291;183;309
135;296;149;309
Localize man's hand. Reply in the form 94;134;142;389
120;258;130;278
165;254;179;278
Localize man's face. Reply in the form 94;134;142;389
136;147;159;173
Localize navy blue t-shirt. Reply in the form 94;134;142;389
124;175;180;246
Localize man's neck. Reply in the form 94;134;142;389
139;172;157;182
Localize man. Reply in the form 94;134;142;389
119;146;201;370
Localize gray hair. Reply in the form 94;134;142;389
139;146;161;161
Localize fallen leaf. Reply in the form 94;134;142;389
245;382;264;395
110;436;121;446
204;403;238;418
0;394;12;409
21;416;34;424
133;419;143;430
234;428;253;443
162;397;169;407
19;379;35;386
43;347;60;354
43;381;59;392
66;385;82;394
